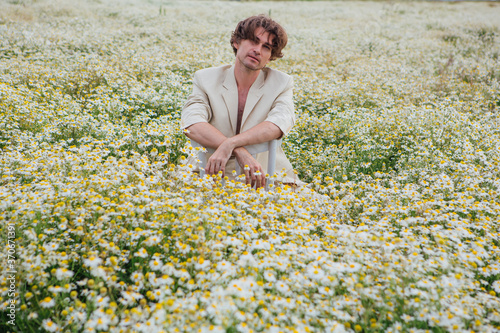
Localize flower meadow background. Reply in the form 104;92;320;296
1;0;500;332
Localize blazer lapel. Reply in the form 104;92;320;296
222;65;238;135
241;70;265;130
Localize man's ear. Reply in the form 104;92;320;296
233;41;239;50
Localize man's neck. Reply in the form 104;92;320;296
234;62;260;91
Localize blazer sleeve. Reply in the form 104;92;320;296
264;75;295;137
180;71;212;130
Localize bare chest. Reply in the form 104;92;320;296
237;89;249;114
236;89;249;134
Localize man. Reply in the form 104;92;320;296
181;15;302;188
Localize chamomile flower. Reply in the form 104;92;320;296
40;297;56;308
42;318;59;332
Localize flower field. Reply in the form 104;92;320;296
1;0;500;332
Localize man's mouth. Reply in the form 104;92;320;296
248;55;259;62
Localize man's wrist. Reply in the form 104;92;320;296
232;146;246;158
224;136;239;153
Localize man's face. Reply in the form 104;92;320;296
233;27;274;72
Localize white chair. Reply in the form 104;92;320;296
190;139;281;191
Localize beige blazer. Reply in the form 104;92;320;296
181;64;303;184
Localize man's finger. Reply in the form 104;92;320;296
255;172;262;189
206;161;213;175
258;170;266;189
212;162;218;175
251;169;258;188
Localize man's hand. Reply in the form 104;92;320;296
234;147;266;188
205;139;234;177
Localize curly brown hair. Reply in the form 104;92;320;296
230;15;288;61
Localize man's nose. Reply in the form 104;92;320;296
254;44;261;54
